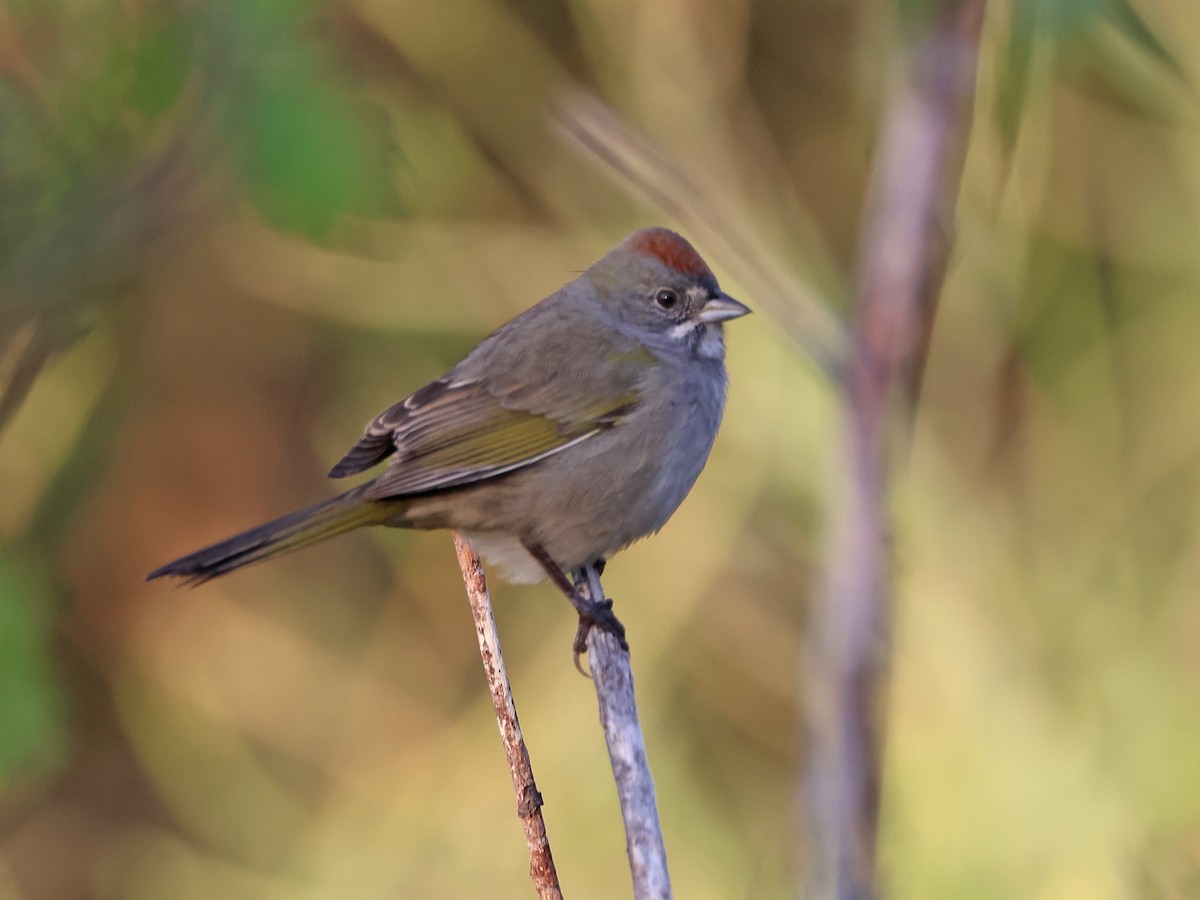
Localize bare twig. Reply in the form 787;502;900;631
452;532;563;900
575;564;672;900
452;537;668;897
801;3;988;898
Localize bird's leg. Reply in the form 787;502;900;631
524;543;627;663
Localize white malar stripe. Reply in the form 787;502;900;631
667;320;724;358
668;320;700;341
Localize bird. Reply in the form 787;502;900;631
148;227;750;652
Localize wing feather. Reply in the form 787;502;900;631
327;304;649;496
329;376;639;498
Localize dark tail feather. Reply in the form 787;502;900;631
147;487;395;585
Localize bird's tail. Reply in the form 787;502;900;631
147;486;397;585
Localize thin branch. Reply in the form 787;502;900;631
575;564;672;900
452;532;563;900
801;3;988;899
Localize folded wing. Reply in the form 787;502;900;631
329;374;639;498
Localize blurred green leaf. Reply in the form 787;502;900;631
1058;8;1187;120
1107;0;1179;70
1011;236;1110;387
128;12;194;117
995;0;1039;155
0;552;66;778
207;0;394;237
997;0;1184;157
895;0;936;31
238;78;388;236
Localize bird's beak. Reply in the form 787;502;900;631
697;292;752;324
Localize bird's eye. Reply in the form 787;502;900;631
654;288;679;310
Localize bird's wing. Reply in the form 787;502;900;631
327;329;649;498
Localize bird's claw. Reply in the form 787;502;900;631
571;596;628;676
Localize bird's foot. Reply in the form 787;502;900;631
519;543;627;672
571;595;627;676
571;595;627;653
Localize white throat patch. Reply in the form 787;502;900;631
697;323;724;359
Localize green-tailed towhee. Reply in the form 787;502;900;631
148;227;750;649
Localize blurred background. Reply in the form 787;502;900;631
0;0;1198;897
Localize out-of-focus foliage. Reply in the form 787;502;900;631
0;0;394;437
994;0;1185;155
0;0;1197;898
0;552;65;779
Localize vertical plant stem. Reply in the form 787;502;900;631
453;532;563;900
801;3;988;899
575;564;672;900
